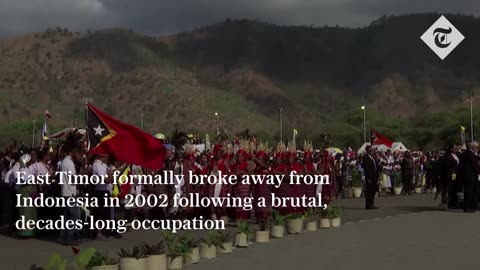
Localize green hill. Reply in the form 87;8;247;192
0;14;479;150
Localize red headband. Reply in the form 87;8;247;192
238;149;250;159
257;151;267;159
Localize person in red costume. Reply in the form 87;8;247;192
182;148;197;219
196;153;210;194
224;143;235;163
318;150;336;204
206;144;231;220
303;147;317;199
233;147;251;220
193;153;210;218
287;148;304;214
272;143;289;215
252;144;272;223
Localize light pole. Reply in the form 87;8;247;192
465;96;474;142
470;96;474;141
361;105;366;144
215;112;219;135
280;107;283;143
32;119;36;147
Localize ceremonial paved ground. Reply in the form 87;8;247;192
3;194;480;269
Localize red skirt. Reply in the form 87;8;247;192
253;183;271;221
234;183;251;220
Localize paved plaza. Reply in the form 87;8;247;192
3;194;479;269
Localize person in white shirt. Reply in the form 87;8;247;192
4;161;20;186
17;153;38;238
92;154;120;239
58;145;81;246
35;149;57;224
0;152;20;231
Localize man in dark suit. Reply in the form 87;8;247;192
401;151;414;195
362;146;380;209
458;141;479;213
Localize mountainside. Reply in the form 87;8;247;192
1;13;480;149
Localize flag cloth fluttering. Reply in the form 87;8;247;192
112;164;132;198
87;103;166;170
42;119;48;138
293;129;298;143
370;129;393;148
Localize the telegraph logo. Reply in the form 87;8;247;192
421;15;465;60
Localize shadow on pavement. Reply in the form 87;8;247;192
392;206;441;212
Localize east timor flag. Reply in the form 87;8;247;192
87;103;165;170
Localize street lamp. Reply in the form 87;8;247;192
280;107;283;143
470;97;474;141
32;119;36;147
361;105;366;144
215;112;219;135
465;97;474;141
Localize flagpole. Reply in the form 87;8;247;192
83;97;93;128
470;96;474;141
43;110;48;139
215;112;219;135
85;102;88;129
280;107;283;143
361;106;366;144
364;108;366;144
141;113;144;131
83;97;92;154
32;119;35;147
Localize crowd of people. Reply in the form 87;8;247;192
0;133;479;246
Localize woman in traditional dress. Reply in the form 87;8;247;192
286;143;303;215
207;144;231;220
181;144;197;219
272;143;289;215
303;141;316;200
195;153;210;218
233;143;251;221
252;143;272;223
318;150;336;205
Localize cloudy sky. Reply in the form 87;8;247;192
0;0;478;37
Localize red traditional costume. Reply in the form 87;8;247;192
273;142;292;215
206;144;230;218
288;148;304;214
233;145;251;220
319;150;336;204
303;141;317;199
252;143;272;222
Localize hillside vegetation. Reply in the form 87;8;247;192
1;14;479;150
